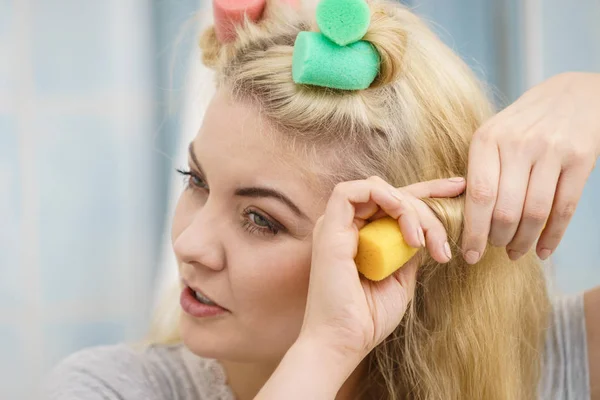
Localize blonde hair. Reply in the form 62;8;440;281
150;1;550;398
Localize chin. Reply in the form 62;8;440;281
179;312;236;360
179;312;291;363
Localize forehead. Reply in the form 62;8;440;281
198;90;285;166
193;89;331;213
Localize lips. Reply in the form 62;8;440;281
180;278;227;310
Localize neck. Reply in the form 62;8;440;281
220;357;369;400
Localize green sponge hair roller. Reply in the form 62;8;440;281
316;0;371;46
292;31;380;90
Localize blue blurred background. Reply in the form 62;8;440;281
0;0;598;398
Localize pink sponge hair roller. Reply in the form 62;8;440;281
213;0;300;43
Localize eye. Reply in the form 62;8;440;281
176;168;208;190
250;212;271;228
242;209;282;236
190;174;206;188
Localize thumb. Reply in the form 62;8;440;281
391;253;420;303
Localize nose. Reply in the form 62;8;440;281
172;202;226;272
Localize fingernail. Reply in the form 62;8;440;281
464;250;480;264
448;177;465;183
444;241;452;260
418;227;426;247
507;249;523;260
539;248;552;260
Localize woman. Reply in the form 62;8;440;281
46;0;598;399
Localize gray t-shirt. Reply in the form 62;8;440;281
43;294;590;399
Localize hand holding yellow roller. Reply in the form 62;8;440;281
353;177;467;281
300;176;465;371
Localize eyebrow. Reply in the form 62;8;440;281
188;143;310;221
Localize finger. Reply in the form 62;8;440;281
536;162;591;259
367;177;466;221
506;158;560;259
321;179;423;250
392;254;419;300
367;208;393;221
462;134;501;264
396;196;424;249
410;199;452;263
368;178;454;262
353;199;381;227
488;152;531;247
354;176;410;222
366;177;424;249
366;195;426;247
403;177;466;198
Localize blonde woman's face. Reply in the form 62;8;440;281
172;89;327;363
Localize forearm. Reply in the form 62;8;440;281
585;286;600;399
254;337;362;400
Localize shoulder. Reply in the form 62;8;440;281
540;293;591;399
42;344;177;400
42;343;234;400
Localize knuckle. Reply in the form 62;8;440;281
540;134;561;152
493;120;519;140
473;128;493;145
367;175;386;184
569;143;591;160
535;137;551;154
474;120;501;141
408;201;430;224
523;205;549;223
332;181;351;196
564;143;593;165
468;184;497;206
413;198;432;214
390;198;411;218
493;207;520;225
510;142;534;160
510;126;545;154
501;129;524;147
557;201;577;220
369;175;396;193
525;135;549;156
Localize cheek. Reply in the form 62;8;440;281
233;243;312;324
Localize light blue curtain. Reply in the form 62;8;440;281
403;0;524;105
0;0;189;398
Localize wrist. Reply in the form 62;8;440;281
292;334;365;375
254;336;364;400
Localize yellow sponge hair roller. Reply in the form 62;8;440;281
355;217;419;281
